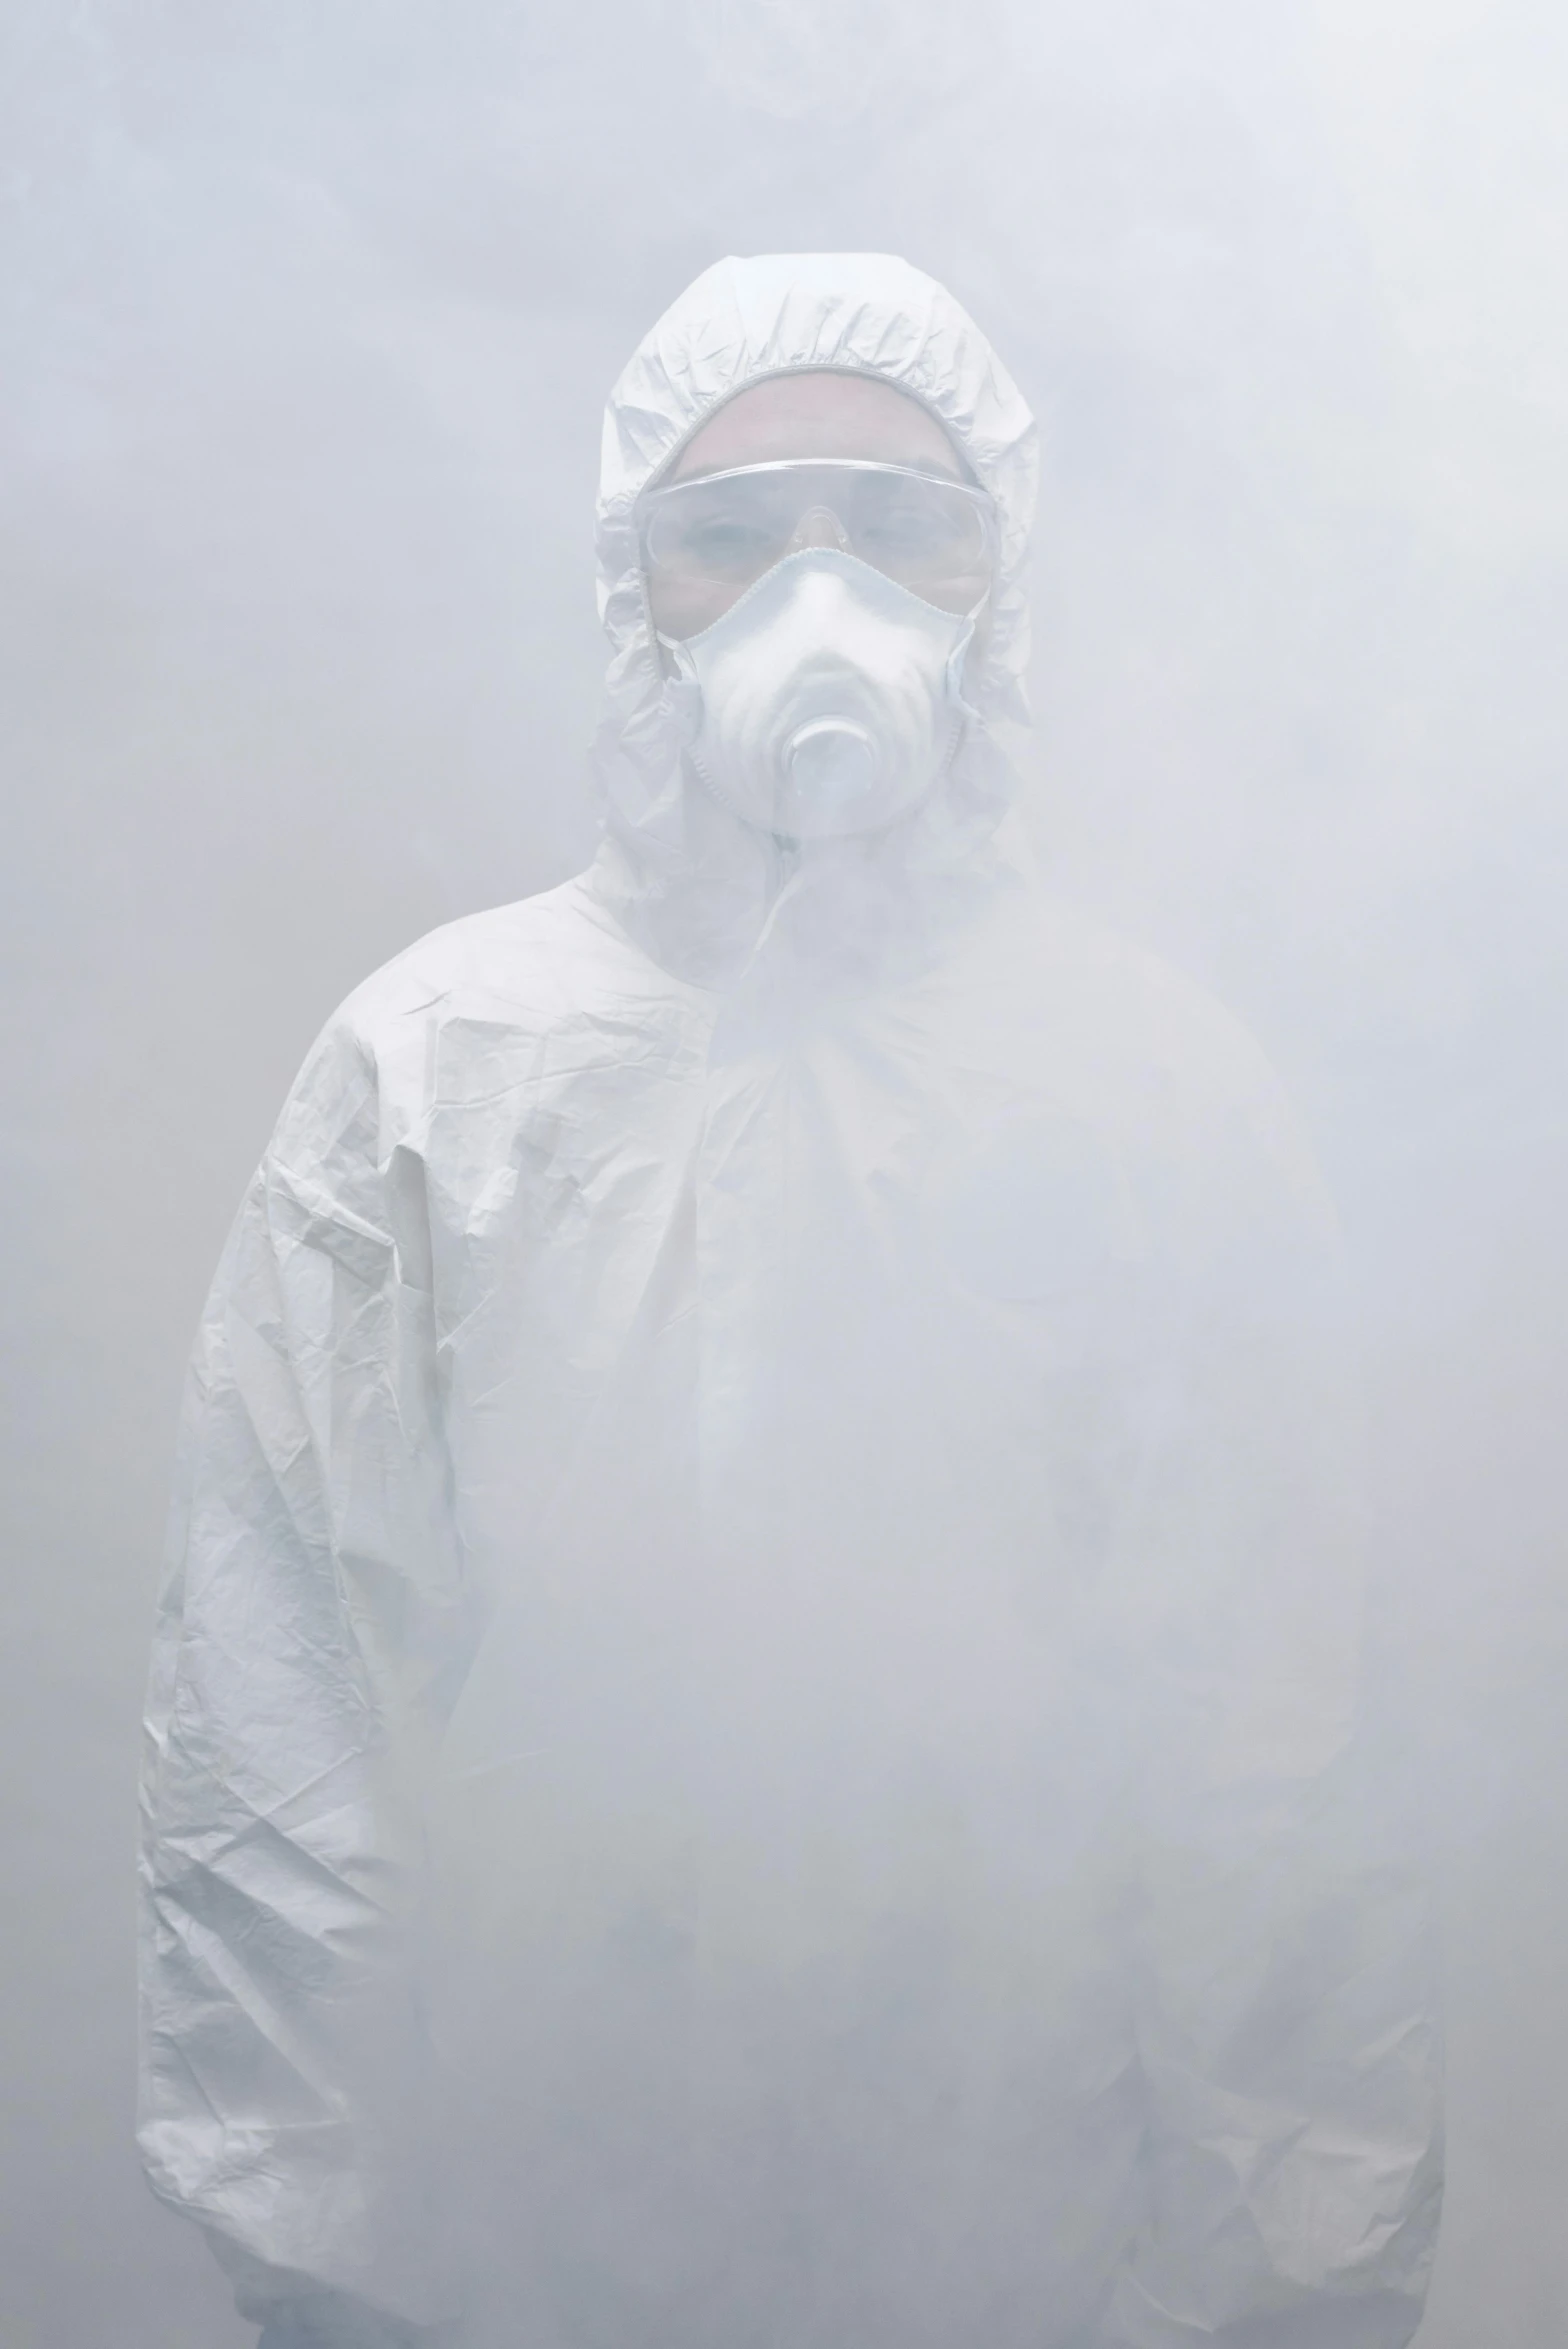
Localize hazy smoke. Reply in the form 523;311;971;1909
4;3;1566;2343
686;0;1000;123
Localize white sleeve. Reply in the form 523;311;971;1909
1105;1745;1443;2348
137;1015;477;2330
1100;1080;1443;2348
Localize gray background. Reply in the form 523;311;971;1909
3;2;1566;2341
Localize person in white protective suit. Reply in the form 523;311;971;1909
139;254;1442;2349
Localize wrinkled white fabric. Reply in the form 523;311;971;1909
140;254;1441;2349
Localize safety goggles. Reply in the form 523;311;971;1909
639;458;997;628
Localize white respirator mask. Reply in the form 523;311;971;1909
663;549;980;842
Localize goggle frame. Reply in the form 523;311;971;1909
638;457;999;595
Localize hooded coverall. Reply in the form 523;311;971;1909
139;254;1442;2349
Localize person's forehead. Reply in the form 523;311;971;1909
669;370;964;483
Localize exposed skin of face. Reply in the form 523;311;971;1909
647;368;990;639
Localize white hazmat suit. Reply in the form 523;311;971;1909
140;255;1442;2349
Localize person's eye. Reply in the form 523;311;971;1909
859;492;987;575
860;508;933;558
680;515;776;573
858;503;957;567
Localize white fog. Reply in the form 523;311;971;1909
2;5;1566;2344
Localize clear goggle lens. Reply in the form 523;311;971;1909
640;459;996;612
